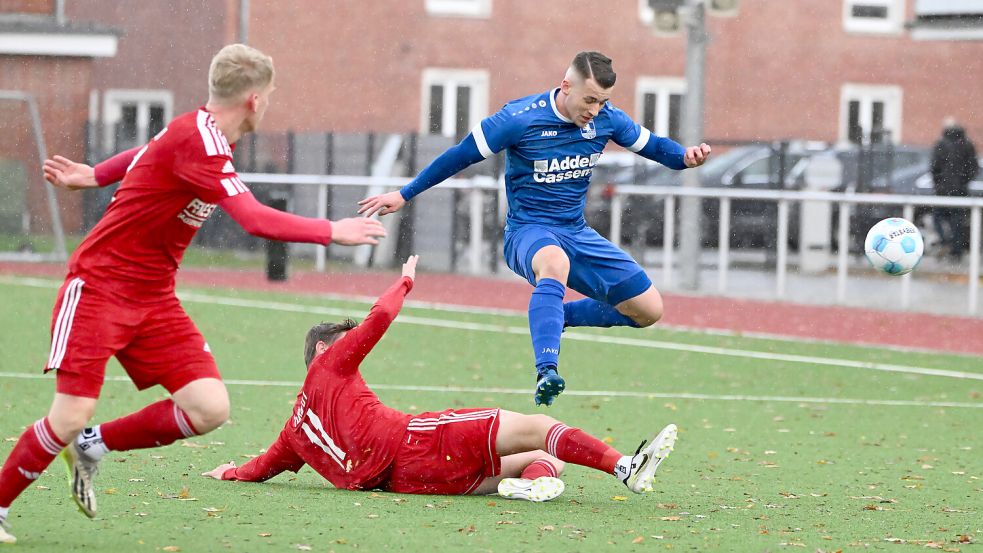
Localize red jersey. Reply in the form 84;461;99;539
223;276;415;490
70;108;331;301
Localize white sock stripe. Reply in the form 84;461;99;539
531;459;556;477
546;424;570;457
32;420;62;455
47;278;83;368
173;404;196;438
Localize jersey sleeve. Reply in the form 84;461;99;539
608;106;687;170
471;105;527;159
219;193;333;245
94;146;143;186
173;134;250;205
221;427;305;482
329;276;414;373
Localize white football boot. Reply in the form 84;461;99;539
622;423;678;493
498;476;566;502
61;441;99;518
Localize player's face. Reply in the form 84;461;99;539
563;77;611;127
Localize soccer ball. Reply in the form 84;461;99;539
864;217;924;276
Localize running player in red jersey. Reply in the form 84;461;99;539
202;256;678;503
0;44;386;544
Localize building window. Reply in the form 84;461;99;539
425;0;491;18
421;69;489;141
636;77;685;142
843;0;905;34
102;90;173;151
840;84;902;145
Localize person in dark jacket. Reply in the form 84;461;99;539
931;120;979;260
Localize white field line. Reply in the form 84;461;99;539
0;372;980;409
3;275;982;383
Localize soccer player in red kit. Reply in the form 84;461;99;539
202;255;678;503
0;44;386;544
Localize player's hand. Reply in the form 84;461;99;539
401;254;419;281
331;217;387;246
43;155;98;190
201;461;236;480
684;143;712;168
357;191;406;217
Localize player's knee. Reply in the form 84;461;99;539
47;409;93;443
631;306;663;327
186;397;230;434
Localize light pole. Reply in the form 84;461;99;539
677;0;708;290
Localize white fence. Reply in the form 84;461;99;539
239;173;983;317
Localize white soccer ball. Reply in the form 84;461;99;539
864;217;924;276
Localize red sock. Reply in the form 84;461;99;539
521;458;559;480
101;399;198;452
545;423;622;474
0;418;67;508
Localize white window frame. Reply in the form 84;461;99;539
635;76;686;139
425;0;492;18
843;0;906;35
101;89;174;152
839;84;903;145
420;69;489;139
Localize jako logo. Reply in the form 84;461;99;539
541;130;558;137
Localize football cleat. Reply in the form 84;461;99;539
498;476;565;502
534;367;565;406
622;423;678;494
61;441;99;518
0;516;14;544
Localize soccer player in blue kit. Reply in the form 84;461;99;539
359;52;711;406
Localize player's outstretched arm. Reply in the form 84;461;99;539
331;255;417;371
43;147;143;190
220;193;387;246
358;135;485;217
43;156;97;190
202;429;305;483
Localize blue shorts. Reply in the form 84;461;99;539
503;223;652;305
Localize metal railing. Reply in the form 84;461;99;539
608;186;983;316
238;172;983;317
239;172;499;275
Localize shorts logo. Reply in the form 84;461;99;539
581;121;597;139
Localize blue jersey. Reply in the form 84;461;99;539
473;88;653;228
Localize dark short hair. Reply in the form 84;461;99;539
571;51;616;89
304;319;357;368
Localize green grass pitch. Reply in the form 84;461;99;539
0;277;980;552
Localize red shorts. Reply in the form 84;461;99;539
45;275;220;398
386;408;501;495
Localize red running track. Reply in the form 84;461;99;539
2;262;981;356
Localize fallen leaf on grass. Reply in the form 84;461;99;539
632;536;644;544
128;478;144;482
497;520;518;525
180;442;207;449
295;545;312;551
611;495;628;501
162;547;180;552
660;516;681;521
540;525;555;531
35;485;49;490
258;533;272;537
366;514;379;519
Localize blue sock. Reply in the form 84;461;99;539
529;278;566;372
563;298;640;328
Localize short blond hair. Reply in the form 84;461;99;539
208;44;274;103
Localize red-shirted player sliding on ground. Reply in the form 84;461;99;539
202;255;678;503
0;44;386;544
